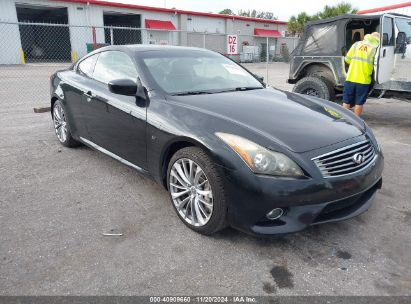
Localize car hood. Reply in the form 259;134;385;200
167;88;365;153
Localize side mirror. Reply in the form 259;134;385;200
253;73;264;83
395;32;407;54
108;79;137;96
396;32;407;44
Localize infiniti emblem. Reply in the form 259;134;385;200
352;153;365;164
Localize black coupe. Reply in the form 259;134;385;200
50;45;383;235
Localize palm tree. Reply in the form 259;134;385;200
288;12;312;36
317;2;357;19
288;2;357;36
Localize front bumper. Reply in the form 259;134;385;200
223;148;384;235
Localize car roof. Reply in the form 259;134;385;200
306;14;381;27
93;44;210;54
77;45;217;67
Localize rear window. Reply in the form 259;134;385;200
302;24;338;55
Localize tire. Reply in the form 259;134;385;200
52;100;80;148
293;76;335;101
305;65;337;101
322;78;336;101
167;147;228;235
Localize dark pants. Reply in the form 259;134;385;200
343;81;370;106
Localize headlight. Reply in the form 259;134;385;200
216;132;304;177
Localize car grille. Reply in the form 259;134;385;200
312;140;377;178
313;183;378;223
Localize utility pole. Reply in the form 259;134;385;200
266;36;269;85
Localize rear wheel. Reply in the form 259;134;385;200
52;100;80;148
293;76;335;101
167;147;228;235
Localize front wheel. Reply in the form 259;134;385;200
293;76;335;101
167;147;228;235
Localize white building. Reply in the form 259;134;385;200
0;0;289;64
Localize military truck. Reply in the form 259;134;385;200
288;14;411;101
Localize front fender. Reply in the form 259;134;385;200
290;57;345;85
145;98;251;184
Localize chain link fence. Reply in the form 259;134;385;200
0;21;299;107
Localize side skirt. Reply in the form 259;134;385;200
79;136;150;176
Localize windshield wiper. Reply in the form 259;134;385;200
172;91;214;96
214;86;264;93
172;87;263;96
234;86;264;91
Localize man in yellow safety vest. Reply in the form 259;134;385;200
343;32;380;116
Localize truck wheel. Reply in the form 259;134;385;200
293;76;335;101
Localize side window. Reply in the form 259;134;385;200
93;51;138;84
77;54;98;78
395;17;411;45
382;17;394;46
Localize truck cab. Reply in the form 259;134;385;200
288;13;411;101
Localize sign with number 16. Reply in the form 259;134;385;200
227;35;238;55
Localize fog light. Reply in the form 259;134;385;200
266;208;284;220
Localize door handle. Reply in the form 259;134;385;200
383;49;386;57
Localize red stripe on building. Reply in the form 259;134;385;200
357;2;411;14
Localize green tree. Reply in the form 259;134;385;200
288;2;357;36
281;44;290;63
316;2;357;19
256;11;276;20
219;8;235;15
238;9;255;17
237;9;277;20
287;12;312;36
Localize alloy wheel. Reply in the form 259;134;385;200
53;103;68;143
169;158;213;227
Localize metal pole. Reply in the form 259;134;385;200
266;36;269;85
203;33;206;49
92;26;97;50
110;27;114;45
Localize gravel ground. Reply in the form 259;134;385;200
0;62;410;296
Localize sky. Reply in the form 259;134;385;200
108;0;396;21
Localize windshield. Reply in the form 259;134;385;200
139;50;263;95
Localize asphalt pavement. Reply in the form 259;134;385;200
0;62;410;296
